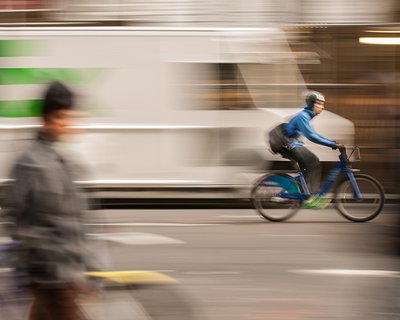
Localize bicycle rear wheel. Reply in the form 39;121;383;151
251;173;301;222
335;174;384;222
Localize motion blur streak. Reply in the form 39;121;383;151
0;1;399;320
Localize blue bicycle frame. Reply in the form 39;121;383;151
276;148;362;202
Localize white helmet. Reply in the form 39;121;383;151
305;91;325;107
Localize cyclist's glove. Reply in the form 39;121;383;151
332;143;345;150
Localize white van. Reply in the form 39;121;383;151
0;27;354;199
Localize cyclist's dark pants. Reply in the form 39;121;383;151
280;146;321;194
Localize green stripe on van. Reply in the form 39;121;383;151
0;100;42;117
0;40;45;57
0;68;103;85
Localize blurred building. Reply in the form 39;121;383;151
1;0;399;26
284;24;399;193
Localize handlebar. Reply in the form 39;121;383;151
337;146;361;163
338;145;347;156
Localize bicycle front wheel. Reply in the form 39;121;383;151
251;173;301;222
335;174;384;222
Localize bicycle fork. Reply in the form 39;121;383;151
343;169;363;200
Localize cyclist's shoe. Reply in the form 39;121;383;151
302;195;331;209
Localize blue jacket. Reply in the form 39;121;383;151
284;106;335;149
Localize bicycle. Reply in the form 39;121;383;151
251;146;385;222
0;241;198;320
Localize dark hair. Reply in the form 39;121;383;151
41;81;74;119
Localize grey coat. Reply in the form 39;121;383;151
3;132;92;287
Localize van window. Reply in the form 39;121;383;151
171;62;254;110
172;62;305;110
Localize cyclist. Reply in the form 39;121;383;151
278;91;340;208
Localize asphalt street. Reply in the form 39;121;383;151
1;205;399;319
81;205;400;320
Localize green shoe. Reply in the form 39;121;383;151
302;196;332;209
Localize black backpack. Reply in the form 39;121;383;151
267;123;291;154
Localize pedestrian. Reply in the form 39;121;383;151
3;81;94;320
